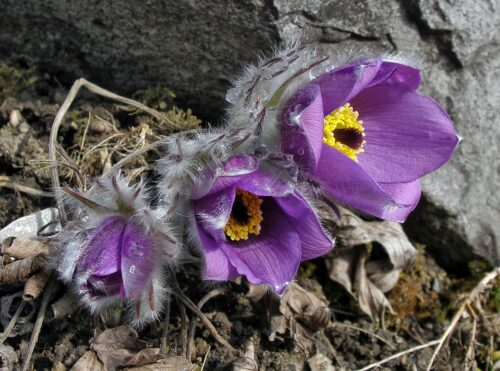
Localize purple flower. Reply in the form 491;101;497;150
280;59;459;222
191;156;333;294
56;174;177;324
75;215;158;304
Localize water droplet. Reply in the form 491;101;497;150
225;87;240;104
297;148;305;156
129;265;136;274
257;90;268;102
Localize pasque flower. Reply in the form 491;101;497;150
191;155;333;294
279;59;458;221
225;44;458;222
56;174;178;324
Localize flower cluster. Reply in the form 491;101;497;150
55;43;458;324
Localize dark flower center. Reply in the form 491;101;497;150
231;193;250;225
323;103;366;161
224;189;263;241
333;128;365;150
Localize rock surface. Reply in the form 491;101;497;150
0;0;498;268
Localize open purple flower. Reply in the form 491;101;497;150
192;156;333;294
280;59;459;222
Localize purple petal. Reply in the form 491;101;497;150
281;85;325;170
194;187;236;241
200;167;292;199
196;224;239;281
314;60;382;115
315;146;414;222
220;200;302;293
353;85;458;183
85;272;122;298
275;193;333;260
78;215;125;276
120;221;157;301
366;61;421;91
190;155;258;199
378;180;421;221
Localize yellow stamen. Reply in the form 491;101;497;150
224;189;263;241
323;103;366;161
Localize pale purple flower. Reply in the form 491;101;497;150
279;59;459;221
191;155;333;294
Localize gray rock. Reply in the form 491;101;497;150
0;208;61;242
0;0;498;267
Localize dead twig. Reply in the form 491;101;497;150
426;266;500;371
49;78;179;223
356;339;441;371
21;276;58;371
329;322;396;350
103;140;163;176
179;298;189;359
463;317;477;370
0;300;26;343
160;291;171;355
0;176;52;198
358;267;500;371
169;273;237;354
187;287;230;359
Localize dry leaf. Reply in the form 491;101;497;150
1;237;51;260
232;342;258;371
91;326;160;371
126;348;160;367
124;357;192;371
323;206;416;320
248;282;330;353
70;351;105;371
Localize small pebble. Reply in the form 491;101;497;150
18;122;31;133
9;109;23;127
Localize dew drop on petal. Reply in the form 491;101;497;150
226;87;241;104
129;265;136;274
257;90;269;102
297;147;305;156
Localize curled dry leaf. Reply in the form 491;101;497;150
0;344;18;371
0;255;46;282
23;271;50;301
232;342;258;371
322;206;416;320
48;292;79;320
248;282;330;353
91;326;160;371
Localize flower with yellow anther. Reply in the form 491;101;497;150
224;189;263;241
323;103;366;161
